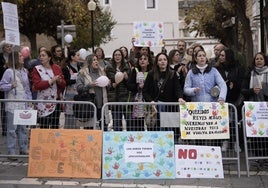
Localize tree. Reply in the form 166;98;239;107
0;0;116;53
17;0;67;51
64;0;116;50
184;0;253;65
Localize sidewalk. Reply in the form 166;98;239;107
0;135;268;187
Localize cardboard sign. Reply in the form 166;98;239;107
175;145;224;178
180;102;230;139
244;102;268;137
28;129;102;178
102;131;175;179
133;21;164;47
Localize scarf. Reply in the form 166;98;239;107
250;66;268;89
196;64;208;74
250;65;268;101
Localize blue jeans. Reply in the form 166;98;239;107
7;111;28;155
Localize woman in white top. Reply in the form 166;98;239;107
0;51;32;157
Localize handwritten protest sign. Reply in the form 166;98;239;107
102;131;175;179
28;129;102;178
175;145;224;178
244;102;268;137
180;102;229;139
133;21;164;47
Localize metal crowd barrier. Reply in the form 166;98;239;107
242;105;268;177
0;99;97;159
101;102;241;177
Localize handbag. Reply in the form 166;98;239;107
132;92;145;118
73;91;95;121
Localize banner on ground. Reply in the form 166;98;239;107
102;131;175;179
175;145;224;178
179;102;229;139
244;102;268;137
28;129;102;178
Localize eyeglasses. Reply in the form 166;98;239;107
56;50;62;52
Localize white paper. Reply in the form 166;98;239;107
5;29;20;46
3;15;19;31
124;143;154;163
1;2;18;18
160;112;180;127
13;110;37;125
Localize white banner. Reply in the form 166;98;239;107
14;110;37;125
133;21;164;47
175;145;224;179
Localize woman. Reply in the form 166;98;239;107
32;50;66;129
216;48;243;152
142;52;185;132
120;46;133;69
186;44;205;70
51;44;64;66
76;54;108;129
61;49;81;129
184;49;227;103
105;49;131;131
0;51;32;158
94;47;110;68
241;52;268;158
242;52;268;101
169;49;189;102
127;53;152;131
184;49;227;147
0;41;12;136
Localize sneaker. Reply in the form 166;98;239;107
7;157;18;161
221;141;228;152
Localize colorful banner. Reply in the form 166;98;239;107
180;102;229;139
175;145;224;178
133;21;164;47
102;131;175;179
244;102;268;137
28;129;102;178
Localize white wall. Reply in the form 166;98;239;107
99;0;179;57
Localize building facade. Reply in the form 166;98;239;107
98;0;179;56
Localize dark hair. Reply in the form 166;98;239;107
94;47;105;59
168;49;180;65
153;52;173;81
251;52;268;69
38;46;46;54
119;46;129;59
224;48;235;63
192;44;205;64
50;44;62;54
111;49;126;70
67;49;78;62
136;53;152;71
41;50;54;65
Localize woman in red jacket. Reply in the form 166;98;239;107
32;50;66;128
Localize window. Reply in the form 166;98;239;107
104;0;110;5
147;0;155;9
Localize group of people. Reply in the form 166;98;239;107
0;38;267;158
